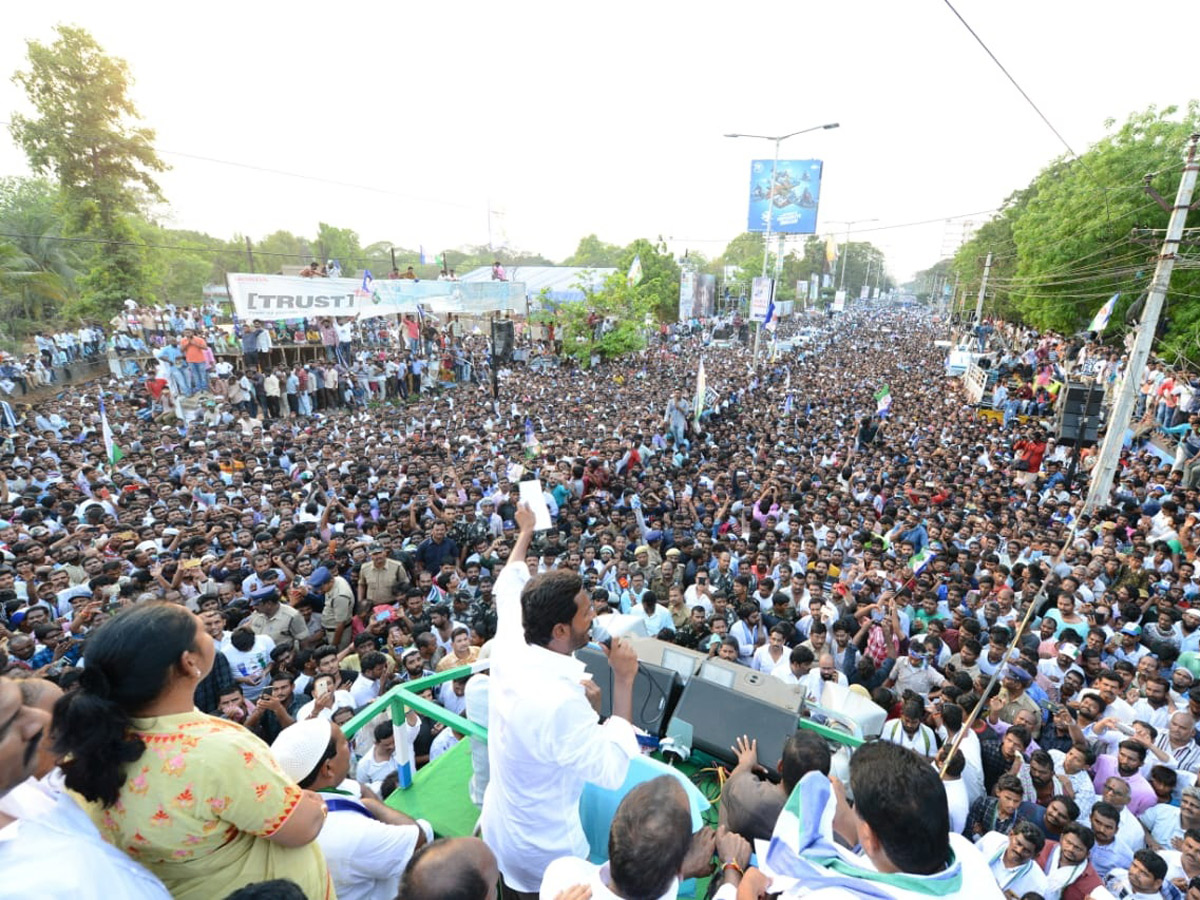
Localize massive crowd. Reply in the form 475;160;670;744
2;298;1200;900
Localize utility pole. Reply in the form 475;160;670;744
752;140;781;368
973;253;992;324
1086;132;1200;511
948;272;959;317
245;236;255;272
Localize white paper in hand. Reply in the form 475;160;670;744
518;480;552;531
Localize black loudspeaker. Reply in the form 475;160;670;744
576;646;612;719
493;320;515;363
668;676;800;770
573;648;682;738
630;662;681;738
1055;381;1103;446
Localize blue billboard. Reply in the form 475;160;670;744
747;159;823;234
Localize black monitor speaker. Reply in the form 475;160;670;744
668;675;800;770
574;648;682;737
576;645;612;720
630;661;681;738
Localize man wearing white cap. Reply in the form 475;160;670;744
271;719;430;900
1039;643;1082;694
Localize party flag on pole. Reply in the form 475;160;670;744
101;397;124;464
627;254;643;288
874;384;892;416
1089;292;1119;334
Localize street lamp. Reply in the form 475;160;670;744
827;218;879;301
726;122;839;364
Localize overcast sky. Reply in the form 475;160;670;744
2;0;1198;282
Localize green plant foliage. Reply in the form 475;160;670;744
10;25;167;318
557;269;656;367
562;234;624;268
944;102;1200;363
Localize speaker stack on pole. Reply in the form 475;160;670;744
493;320;515;363
1055;381;1103;447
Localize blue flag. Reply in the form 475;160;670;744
362;269;374;293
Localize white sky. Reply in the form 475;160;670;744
2;0;1198;282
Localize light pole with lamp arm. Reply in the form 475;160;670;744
725;122;839;364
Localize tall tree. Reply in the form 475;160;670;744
10;25;167;314
617;237;682;323
254;230;311;273
314;222;362;278
562;234;624;267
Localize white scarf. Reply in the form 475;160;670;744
986;841;1033;891
1041;844;1086;900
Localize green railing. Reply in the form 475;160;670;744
798;716;866;749
343;663;488;756
342;661;867;786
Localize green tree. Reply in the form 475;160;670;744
832;241;890;301
776;236;830;301
137;223;232;304
10;25;167;315
947;103;1200;352
717;232;769;280
0;177;78;325
948;194;1024;319
314;222;362;278
443;244;555;278
0;239;75;336
617;237;681;323
557;270;655;366
911;258;953;304
253;230;311;273
562;234;624;267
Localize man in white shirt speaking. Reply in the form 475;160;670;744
480;502;641;898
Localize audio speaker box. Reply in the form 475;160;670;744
493;319;515;363
668;675;800;770
1055;381;1103;446
574;647;682;737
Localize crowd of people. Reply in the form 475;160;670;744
3;296;1200;900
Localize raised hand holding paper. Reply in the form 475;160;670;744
518;479;552;530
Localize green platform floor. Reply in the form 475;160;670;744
384;741;722;896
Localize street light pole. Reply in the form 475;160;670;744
829;218;879;301
726;122;838;365
753;136;781;366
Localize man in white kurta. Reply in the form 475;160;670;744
479;503;640;895
977;825;1049;898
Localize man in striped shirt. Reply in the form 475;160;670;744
1155;711;1200;773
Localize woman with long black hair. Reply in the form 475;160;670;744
53;602;332;900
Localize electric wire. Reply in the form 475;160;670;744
940;0;1096;183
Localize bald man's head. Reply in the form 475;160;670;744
399;837;498;900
